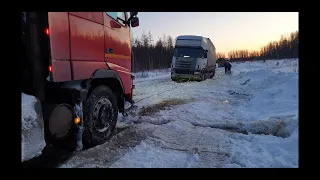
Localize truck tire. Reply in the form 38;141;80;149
200;70;206;81
210;70;215;78
83;85;118;148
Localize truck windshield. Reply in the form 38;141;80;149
174;47;204;58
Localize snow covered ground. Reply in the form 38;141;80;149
21;93;46;162
61;58;299;168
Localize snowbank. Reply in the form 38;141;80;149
21;93;46;162
237;116;298;138
225;127;298;168
134;68;171;83
246;73;298;119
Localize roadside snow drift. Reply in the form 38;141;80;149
225;127;298;168
61;59;298;168
21;93;46;162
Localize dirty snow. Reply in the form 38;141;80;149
61;58;299;168
22;93;38;131
21;93;46;162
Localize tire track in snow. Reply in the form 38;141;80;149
145;121;232;168
60;124;156;168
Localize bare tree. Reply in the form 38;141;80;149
132;31;298;72
226;31;298;62
217;52;226;59
131;32;176;72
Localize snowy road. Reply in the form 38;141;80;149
61;59;299;168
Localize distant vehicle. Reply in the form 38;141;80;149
171;35;217;81
217;58;229;67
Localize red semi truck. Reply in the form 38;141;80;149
21;12;139;154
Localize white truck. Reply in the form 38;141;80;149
171;35;217;81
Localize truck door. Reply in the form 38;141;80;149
103;12;132;95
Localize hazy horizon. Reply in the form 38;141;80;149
131;12;299;56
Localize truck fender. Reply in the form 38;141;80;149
90;69;125;93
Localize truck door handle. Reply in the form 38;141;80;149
106;48;114;54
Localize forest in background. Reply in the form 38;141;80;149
131;31;299;72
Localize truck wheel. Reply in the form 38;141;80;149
211;70;215;78
83;85;118;148
200;70;206;81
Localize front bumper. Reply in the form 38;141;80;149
171;71;202;81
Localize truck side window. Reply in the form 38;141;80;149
106;12;126;27
106;12;118;20
117;12;126;26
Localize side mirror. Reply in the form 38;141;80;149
130;12;138;17
128;12;138;22
131;17;139;28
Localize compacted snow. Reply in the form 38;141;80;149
59;58;299;168
21;93;46;162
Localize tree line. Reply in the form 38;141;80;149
221;31;299;61
131;30;299;72
131;31;174;72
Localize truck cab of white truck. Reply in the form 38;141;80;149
171;35;217;81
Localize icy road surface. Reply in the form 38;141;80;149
61;59;299;168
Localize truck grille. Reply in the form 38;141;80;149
175;69;194;74
175;58;196;70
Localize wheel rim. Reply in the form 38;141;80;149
92;98;114;133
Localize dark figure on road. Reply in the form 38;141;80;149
225;61;232;74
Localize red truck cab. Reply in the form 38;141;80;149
21;12;139;151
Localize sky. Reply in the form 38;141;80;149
131;12;298;56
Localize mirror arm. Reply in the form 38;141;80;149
117;17;129;25
127;16;133;22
